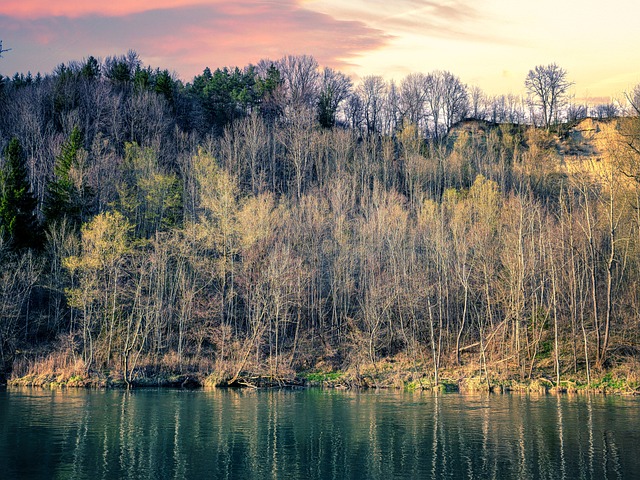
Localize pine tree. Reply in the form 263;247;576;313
0;138;40;248
43;127;93;228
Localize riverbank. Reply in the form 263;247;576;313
5;354;640;395
297;356;640;395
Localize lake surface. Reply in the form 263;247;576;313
1;388;638;479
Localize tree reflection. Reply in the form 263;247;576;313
1;390;639;479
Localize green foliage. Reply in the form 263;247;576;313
204;67;255;130
51;64;81;129
535;340;553;360
80;56;101;80
154;69;175;106
317;91;335;129
255;64;283;120
104;51;141;85
301;371;344;383
0;138;40;248
130;66;179;109
44;127;93;229
190;64;281;132
256;64;281;98
591;373;626;391
133;66;152;90
11;72;35;88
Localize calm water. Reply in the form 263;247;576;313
1;388;639;479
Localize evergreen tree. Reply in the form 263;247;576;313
80;55;101;80
317;91;335;128
154;69;175;107
43;127;93;229
0;138;40;248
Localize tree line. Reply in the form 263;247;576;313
1;51;640;386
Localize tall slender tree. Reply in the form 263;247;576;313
525;64;572;129
0;138;40;248
43;126;92;228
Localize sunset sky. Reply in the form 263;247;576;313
1;0;639;100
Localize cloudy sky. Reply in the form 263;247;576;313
1;0;639;100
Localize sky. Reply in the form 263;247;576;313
1;0;639;101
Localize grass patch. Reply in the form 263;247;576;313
300;370;344;384
590;372;627;392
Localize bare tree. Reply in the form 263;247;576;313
424;72;444;139
383;80;401;134
440;71;469;131
0;247;41;380
468;85;486;120
399;73;427;129
625;84;640;116
317;67;352;128
357;76;387;136
276;54;320;111
0;40;10;58
525;64;573;129
237;112;267;194
591;103;618;120
344;93;363;132
279;106;314;199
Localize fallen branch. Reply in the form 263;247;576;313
236;380;258;389
459;342;480;353
460;320;507;354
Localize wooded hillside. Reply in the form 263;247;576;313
1;53;639;389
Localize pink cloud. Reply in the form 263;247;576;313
0;0;215;19
0;2;390;80
136;4;391;77
0;0;353;20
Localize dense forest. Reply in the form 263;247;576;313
1;51;640;390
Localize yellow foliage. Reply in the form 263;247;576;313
469;174;500;224
237;192;277;250
398;121;421;156
81;211;131;267
193;149;238;236
64;211;132;275
191;149;242;276
62;212;132;312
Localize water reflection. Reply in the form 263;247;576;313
1;389;639;479
557;395;566;480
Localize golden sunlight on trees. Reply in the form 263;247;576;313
3;52;640;391
64;211;132;369
118;143;181;238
